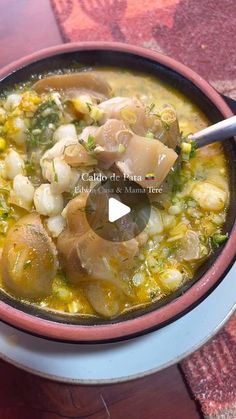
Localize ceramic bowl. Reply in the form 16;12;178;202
0;42;235;343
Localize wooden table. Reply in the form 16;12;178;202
0;1;202;417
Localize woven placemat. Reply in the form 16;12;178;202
51;0;236;98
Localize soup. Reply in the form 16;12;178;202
0;68;229;318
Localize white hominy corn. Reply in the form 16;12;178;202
4;149;24;179
162;213;175;229
4;94;21;111
132;272;145;286
50;92;63;109
146;208;163;236
11;117;28;145
147;256;159;273
168;203;182;215
191;182;226;211
34;184;63;216
159;269;183;290
13;174;34;207
211;213;225;225
45;157;73;194
53;123;77;143
46;215;66;237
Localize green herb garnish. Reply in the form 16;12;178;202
87;134;95;151
25;159;37;176
146;103;155;115
27;100;61;151
86;102;92;112
79;134;96;153
162;121;170;131
149;290;158;299
189;139;197;158
52;160;58;182
145;131;155;139
212;233;228;247
23;260;32;270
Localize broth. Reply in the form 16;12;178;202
0;68;229;318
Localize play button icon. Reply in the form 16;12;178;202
85;177;151;242
108;197;131;222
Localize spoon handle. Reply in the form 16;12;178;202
189;115;236;147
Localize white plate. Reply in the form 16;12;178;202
0;262;235;384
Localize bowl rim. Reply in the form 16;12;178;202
0;41;235;343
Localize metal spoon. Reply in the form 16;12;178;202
189;115;236;147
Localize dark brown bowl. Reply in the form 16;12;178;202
0;42;235;343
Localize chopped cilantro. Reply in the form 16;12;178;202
212;233;228;247
87;134;95;151
25;159;36;176
86;102;92;112
118;143;126;153
146;103;155;115
52;160;58;182
189;139;197;158
162;120;171;131
145;131;155;139
27;100;61;151
0;212;9;220
80;134;96;153
179;135;197;159
149;290;158;299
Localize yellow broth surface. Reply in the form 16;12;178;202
0;68;229;318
